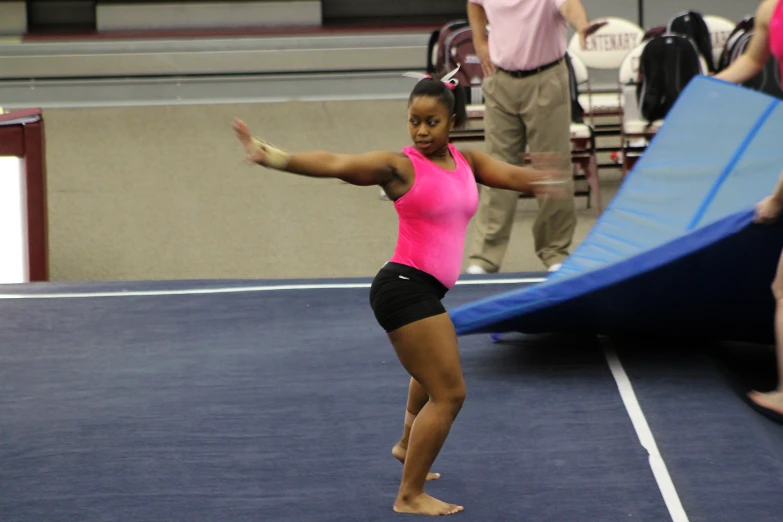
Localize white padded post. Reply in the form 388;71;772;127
567;17;645;70
618;42;648;85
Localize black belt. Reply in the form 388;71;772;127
498;57;564;78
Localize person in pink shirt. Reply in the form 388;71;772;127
232;70;567;515
465;0;603;275
716;0;783;420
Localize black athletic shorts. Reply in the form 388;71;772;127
369;262;449;333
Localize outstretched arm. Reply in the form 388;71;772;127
232;118;400;186
466;149;569;194
715;0;773;84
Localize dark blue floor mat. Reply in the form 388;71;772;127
1;280;670;521
614;339;783;522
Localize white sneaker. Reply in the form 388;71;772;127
466;264;488;275
548;263;562;272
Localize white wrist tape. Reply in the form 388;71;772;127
530;179;568;185
252;137;290;170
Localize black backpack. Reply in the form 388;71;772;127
668;11;716;73
636;34;703;122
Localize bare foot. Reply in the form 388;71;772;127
394;493;463;516
748;390;783;415
392;442;440;481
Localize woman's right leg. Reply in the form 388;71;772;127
387;312;466;516
749;249;783;413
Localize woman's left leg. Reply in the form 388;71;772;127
387;312;466;515
392;378;441;480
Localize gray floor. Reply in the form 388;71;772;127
29;96;622;282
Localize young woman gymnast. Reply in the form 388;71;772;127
232;67;568;516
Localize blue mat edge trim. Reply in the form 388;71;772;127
450;209;755;335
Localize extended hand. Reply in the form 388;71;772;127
527;152;570;198
754;195;783;224
232;118;267;164
232;118;289;169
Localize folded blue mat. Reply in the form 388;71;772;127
451;76;783;343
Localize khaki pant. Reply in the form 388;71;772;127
468;60;576;271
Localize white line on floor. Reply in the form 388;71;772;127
0;277;545;300
603;343;689;522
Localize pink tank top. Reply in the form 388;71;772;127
770;0;783;76
388;144;479;289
